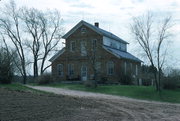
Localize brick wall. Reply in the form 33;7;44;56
51;25;141;83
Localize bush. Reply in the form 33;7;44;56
163;77;178;90
84;80;97;88
37;73;53;85
0;75;12;84
119;74;133;85
0;48;14;84
142;78;152;86
98;77;108;84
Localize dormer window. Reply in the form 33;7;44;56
110;42;117;49
118;43;121;50
81;27;86;34
121;43;127;51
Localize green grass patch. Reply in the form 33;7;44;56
45;83;180;103
0;83;31;91
0;83;51;94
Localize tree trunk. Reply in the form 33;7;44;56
40;56;46;75
33;58;38;78
158;69;161;91
22;68;27;84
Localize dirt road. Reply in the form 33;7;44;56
27;85;180;121
1;86;180;121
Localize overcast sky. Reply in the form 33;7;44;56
0;0;180;68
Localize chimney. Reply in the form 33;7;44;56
94;22;99;28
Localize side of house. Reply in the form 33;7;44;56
50;20;141;83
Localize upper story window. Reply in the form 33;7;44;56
95;62;101;72
57;64;63;76
107;61;114;75
70;41;76;52
92;39;97;49
124;61;127;75
130;63;132;71
121;43;126;51
81;41;87;56
81;27;86;34
103;36;127;52
135;64;138;75
118;44;121;50
110;42;117;49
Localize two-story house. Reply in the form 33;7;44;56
49;20;142;83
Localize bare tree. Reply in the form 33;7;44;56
22;8;63;76
131;12;172;91
88;40;98;87
22;8;44;78
0;0;27;84
0;0;63;82
157;17;172;91
40;10;63;75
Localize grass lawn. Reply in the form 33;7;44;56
1;83;180;103
45;83;180;103
0;83;31;91
0;83;50;94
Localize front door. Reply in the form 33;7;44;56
81;65;87;81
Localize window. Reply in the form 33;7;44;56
95;62;101;71
121;43;127;51
118;43;121;50
92;39;97;49
70;41;75;51
107;61;114;75
135;64;138;75
81;41;87;56
68;64;74;76
81;65;87;77
57;64;63;76
110;42;117;49
81;27;86;34
124;61;127;75
130;63;132;71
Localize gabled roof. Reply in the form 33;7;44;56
62;20;128;44
49;46;142;63
103;45;142;62
49;48;65;62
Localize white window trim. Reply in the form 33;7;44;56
57;64;63;76
81;27;86;34
92;39;97;48
107;61;114;75
70;41;75;52
81;41;87;56
130;63;132;71
68;64;74;76
81;65;88;77
135;64;138;75
124;61;127;75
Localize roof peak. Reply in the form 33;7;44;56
62;20;128;44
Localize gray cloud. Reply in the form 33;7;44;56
70;3;94;9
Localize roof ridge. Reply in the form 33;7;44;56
49;47;65;62
103;45;142;62
62;20;128;44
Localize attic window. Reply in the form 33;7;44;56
81;27;86;34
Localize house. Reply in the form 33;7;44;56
49;20;142;83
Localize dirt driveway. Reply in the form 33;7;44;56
27;85;180;121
